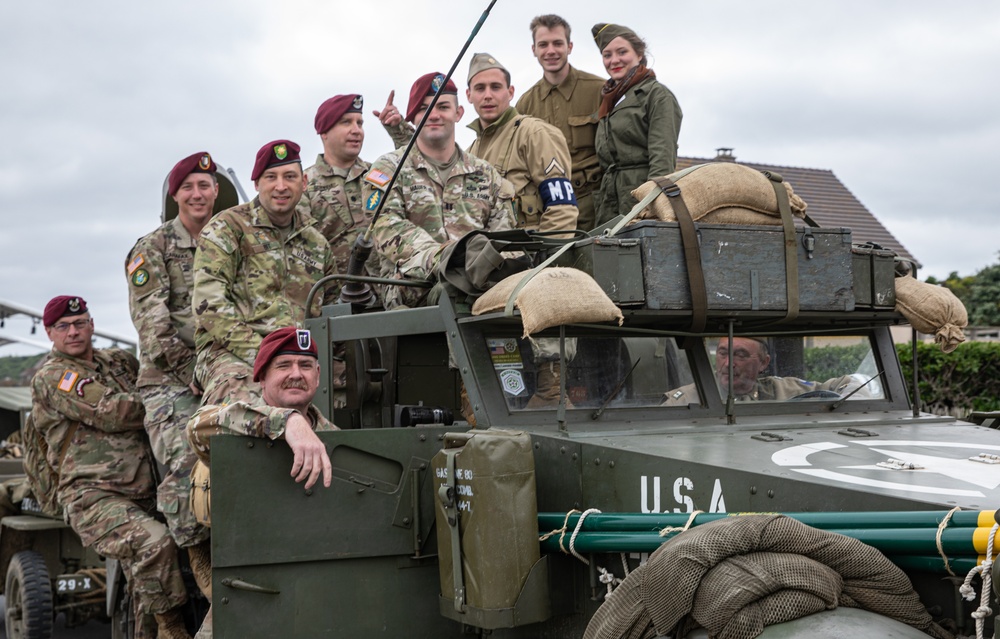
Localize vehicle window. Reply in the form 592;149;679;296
699;334;885;403
485;335;699;411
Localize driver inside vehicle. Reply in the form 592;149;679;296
664;336;879;405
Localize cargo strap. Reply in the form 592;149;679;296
763;171;800;323
438;447;466;613
653;176;708;332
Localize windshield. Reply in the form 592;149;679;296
485;335;698;411
693;334;885;404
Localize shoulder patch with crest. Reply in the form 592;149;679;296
127;253;145;275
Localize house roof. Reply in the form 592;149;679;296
676;152;918;266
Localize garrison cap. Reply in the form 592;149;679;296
43;295;88;327
592;23;638;51
168;152;216;196
405;72;458;124
467;52;508;84
253;327;319;382
251;140;302;181
314;94;364;134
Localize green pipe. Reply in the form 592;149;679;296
538;510;997;533
539;527;1000;557
887;555;982;575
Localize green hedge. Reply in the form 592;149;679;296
896;341;1000;416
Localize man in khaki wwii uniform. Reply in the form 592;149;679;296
193;140;336;407
126;152;214;600
186;327;336;638
664;337;869;405
466;52;579;406
516;14;605;231
362;72;516;310
30;296;193;639
466;52;579;234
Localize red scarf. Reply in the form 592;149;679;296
598;65;656;119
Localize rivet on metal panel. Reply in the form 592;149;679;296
419;434;426;442
305;489;313;497
594;458;601;465
222;597;229;605
572;453;578;461
534;442;540;450
266;441;273;448
462;368;468;374
560;446;566;454
246;441;254;449
609;461;615;468
750;486;757;495
767;490;775;498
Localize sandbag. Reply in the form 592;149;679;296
894;275;967;353
631;163;807;223
472;267;624;337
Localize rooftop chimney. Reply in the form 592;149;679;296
715;147;736;162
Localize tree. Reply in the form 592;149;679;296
966;260;1000;326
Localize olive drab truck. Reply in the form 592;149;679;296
204;167;998;638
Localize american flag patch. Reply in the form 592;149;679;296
127;253;145;275
58;370;79;393
489;343;506;356
364;169;392;188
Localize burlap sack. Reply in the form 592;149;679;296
698;207;784;226
894;275;968;353
631;163;807;222
472;267;624;337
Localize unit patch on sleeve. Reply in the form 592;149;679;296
365;190;383;212
364;169;392;188
131;269;150;287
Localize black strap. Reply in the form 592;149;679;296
763;171;800;323
653;176;708;332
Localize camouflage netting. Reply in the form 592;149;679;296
630;163;807;226
583;515;952;639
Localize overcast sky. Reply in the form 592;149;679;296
1;0;998;352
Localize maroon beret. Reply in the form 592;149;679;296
251;140;301;181
314;94;364;134
253;327;319;382
43;295;88;327
168;152;216;196
405;72;457;123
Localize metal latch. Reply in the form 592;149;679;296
838;427;878;438
970;453;1000;465
751;432;792;442
876;458;923;470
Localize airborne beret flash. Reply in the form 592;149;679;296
405;71;457;123
253;327;319;381
43;295;88;327
314;94;364;134
251;139;302;181
167;152;216;196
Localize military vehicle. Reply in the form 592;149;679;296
200;194;1000;638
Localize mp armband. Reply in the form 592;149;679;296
539;177;577;209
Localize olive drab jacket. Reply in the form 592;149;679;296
30;348;154;500
125;216;198;388
516;65;605;230
595;76;683;225
192;200;336;366
467;107;579;234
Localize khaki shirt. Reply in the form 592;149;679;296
516;65;604;195
362;145;516;309
467;107;578;233
126;217;198;388
663;375;863;406
30;348;154;501
193;200;336;366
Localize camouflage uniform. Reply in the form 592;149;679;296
363;146;516;309
193;200;336;405
516;65;605;231
126;217;209;548
467;106;579;233
187;402;337;465
30;348;187;615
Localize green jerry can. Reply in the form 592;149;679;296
433;429;552;630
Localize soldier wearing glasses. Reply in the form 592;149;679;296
30;295;192;638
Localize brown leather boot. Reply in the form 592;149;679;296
154;607;192;639
187;540;212;600
527;362;574;409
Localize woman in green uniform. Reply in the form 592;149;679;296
592;23;683;225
